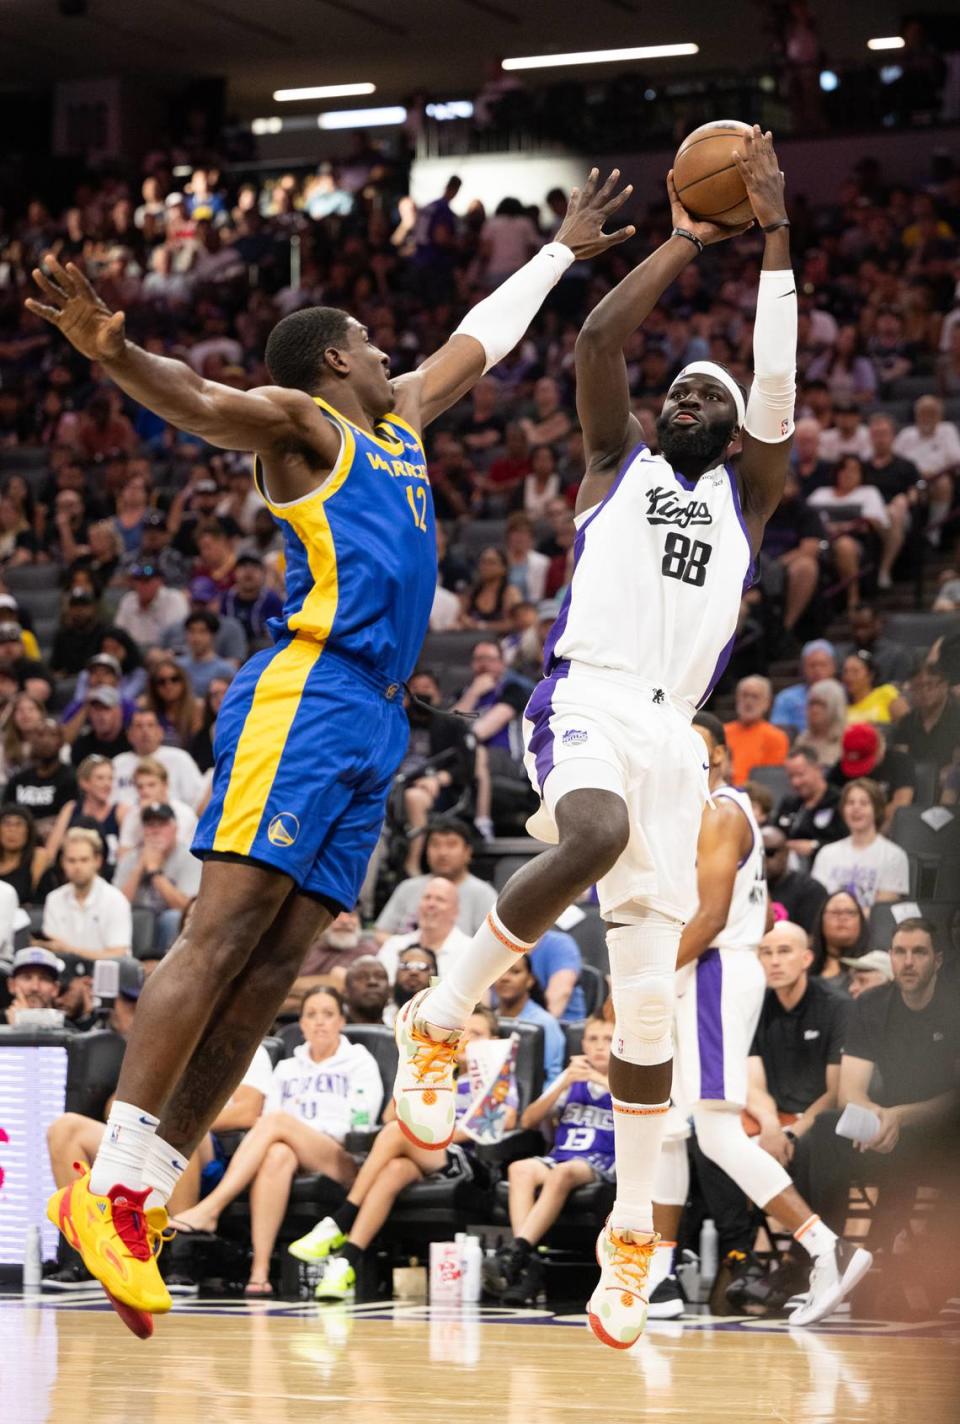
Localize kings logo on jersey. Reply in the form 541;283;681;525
645;486;713;528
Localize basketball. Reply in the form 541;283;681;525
673;120;755;225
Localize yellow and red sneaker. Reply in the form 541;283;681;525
587;1223;659;1349
47;1169;172;1323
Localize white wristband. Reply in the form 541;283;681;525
454;242;575;373
744;268;797;443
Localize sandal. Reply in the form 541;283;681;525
244;1280;274;1297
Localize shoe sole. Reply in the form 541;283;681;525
587;1311;641;1350
104;1288;155;1340
647;1298;685;1320
315;1290;356;1302
789;1248;873;1327
288;1240;345;1263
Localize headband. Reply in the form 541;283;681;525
672;361;746;428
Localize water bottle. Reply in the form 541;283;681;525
458;1233;482;1304
23;1225;42;1291
699;1219;718;1295
350;1088;370;1131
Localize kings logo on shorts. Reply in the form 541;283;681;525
267;812;300;847
645;486;712;528
562;728;588;746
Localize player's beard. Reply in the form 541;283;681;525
656;413;735;473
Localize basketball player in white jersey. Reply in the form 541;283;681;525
393;127;797;1347
648;715;872;1325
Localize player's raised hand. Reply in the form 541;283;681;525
667;170;754;248
25;253;126;363
555;168;636;259
731;125;787;229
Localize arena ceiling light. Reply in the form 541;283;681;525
502;44;699;72
867;37;905;51
318;106;407;129
425;101;474;120
273;82;376;102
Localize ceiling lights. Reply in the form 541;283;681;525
502;44;699;71
273;83;375;102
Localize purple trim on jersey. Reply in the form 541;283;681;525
525;660;571;795
696;948;726;1099
673;467;697;492
714;786;756;868
542;441;647;674
696;630;735;710
724;462;757;591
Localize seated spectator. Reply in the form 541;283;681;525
0;626;47;700
808;455;890;612
773;747;847;863
188;677;230;776
177;610;238;697
116;802;201;954
61;654;136;745
492;954;565;1084
529;927;585;1021
343;956;391;1025
65;755;124;879
0;597;40;661
118;757;198;853
828;724;915;831
40;827;132;961
762;825;827;934
428;437;474;522
841;606;915;685
457;376;505;466
375;817;495;941
811;779;910;910
892;394;958;546
841;649;905;724
282;909;381;1012
523;443;563;520
459;547;522;633
793;678;847;769
504;512;549;604
169;474;228;558
844;947;894;999
71;687;130;763
894;662;960;772
120;510;190;589
385;944;438;1028
2;718;76;836
0;801;64;905
288;1004;516;1301
771;640;838;733
476;421;531;514
115;564;190;647
4;945;62;1024
801;919;959;1243
172;986;382;1296
811;890;869;992
220;553;282;652
54;954;97;1033
724;676;790;784
112;705;204;810
789;418;834;495
162;575;247;664
398;671;476;875
193;518;238;591
112;472;150;555
864;415;921;588
543;504;576;596
78;521;124;589
452;639;531;765
817;398;871;463
806;325;876;406
145;657;204;748
492;1015;614;1304
521;377;571;448
1;691;45;780
379;876;470;982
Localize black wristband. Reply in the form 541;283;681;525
762;218;791;234
672;226;703;255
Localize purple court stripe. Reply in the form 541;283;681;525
525;662;570;794
724;462;757;591
542;441;647;673
696;949;726;1100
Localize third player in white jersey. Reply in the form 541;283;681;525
711;786;767;954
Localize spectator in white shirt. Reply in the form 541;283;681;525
817;398;872;463
892;395;959;546
812;778;910;911
41;827;132;961
117;757;198;853
429;580;461;632
111;706;204;810
505;512;549;604
808;456;891;614
378;875;471;981
115;564;190;648
480;197;541;286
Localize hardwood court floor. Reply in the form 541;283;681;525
4;1297;959;1424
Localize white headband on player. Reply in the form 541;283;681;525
672;361;746;428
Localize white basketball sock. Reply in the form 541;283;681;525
89;1100;160;1195
422;907;535;1031
609;1100;670;1235
794;1214;839;1261
143;1133;188;1210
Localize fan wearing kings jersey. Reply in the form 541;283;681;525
648;713;872;1327
392;128;795;1347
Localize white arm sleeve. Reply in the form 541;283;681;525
454;243;575;373
744;267;797;443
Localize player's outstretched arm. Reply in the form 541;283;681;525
733;129;797;551
575;175;752;495
26;255;335;460
394;169;635;431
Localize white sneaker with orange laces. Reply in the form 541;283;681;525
392;988;460;1150
587;1223;658;1349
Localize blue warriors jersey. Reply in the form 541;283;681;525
254;397;437;684
550;1080;615;1173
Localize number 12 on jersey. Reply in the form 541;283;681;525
405;484;428;531
661;531;712;586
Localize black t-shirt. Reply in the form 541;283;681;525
71;728;131;763
751;977;849;1114
828;747;916;804
768;869;828;935
50;621;109;676
866;454;920;503
894;698;960;772
762;497;825;561
773;787;847;851
843;978;960;1108
3;763;77;817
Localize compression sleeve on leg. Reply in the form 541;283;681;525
743;267;797;444
454;243;575;373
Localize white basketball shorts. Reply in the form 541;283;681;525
674;947;766;1109
521;659;709;923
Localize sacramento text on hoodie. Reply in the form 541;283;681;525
264;1038;384;1139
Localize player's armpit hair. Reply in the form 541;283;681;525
265;306;352;391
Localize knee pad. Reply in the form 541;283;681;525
693;1106;792;1209
608;915;680;1067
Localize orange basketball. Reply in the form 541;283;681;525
673;120;754;226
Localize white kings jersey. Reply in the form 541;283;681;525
711;786;768;953
543;442;754;707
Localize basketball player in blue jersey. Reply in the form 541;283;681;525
394;128;799;1348
26;169;634;1332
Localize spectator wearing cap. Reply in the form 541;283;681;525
4;945;63;1023
177;610;238;697
374;817;496;941
771;641;838;734
117;757;198;855
120;510;189;588
894;661;960;773
40;826;132;962
0;597;40;660
221;552;283;653
116;802;202;953
828;724;915;832
724;676;790;785
378;876;471;982
844;948;894;999
71;686;130;763
162;575;247;663
54;953;97;1033
2;718;76;837
811;779;910;911
762;824;827;935
114;562;190;647
0;621;48;689
111;706;203;811
61;653;137;743
193;518;238;592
